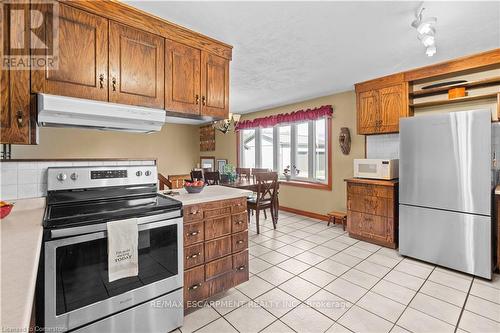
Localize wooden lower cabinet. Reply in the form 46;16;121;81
183;197;249;311
345;178;398;248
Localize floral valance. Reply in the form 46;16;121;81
235;105;333;131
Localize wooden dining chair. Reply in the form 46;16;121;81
247;172;278;234
236;167;251;180
204;171;220;185
251;168;271;181
191;170;203;181
168;174;190;189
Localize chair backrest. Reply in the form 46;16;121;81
255;172;278;204
168;174;190;189
158;173;171;190
220;173;229;183
191;170;203;181
252;168;271;181
236;167;251;180
204;171;220;185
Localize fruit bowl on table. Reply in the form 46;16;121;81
184;181;206;194
0;201;14;219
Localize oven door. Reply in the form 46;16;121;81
44;216;183;331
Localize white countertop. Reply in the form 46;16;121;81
1;197;45;331
161;185;252;206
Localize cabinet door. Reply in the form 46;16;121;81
31;3;108;101
357;90;379;134
165;40;201;115
367;215;392;244
109;22;164;108
379;84;405;133
1;3;32;144
201;51;229;120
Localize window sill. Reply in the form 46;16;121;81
279;179;331;191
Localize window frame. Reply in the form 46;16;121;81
237;117;332;191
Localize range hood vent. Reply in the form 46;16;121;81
37;94;166;133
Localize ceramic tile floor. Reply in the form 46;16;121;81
176;211;500;333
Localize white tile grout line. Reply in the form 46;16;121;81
189;213;496;333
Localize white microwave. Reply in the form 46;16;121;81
354;159;399;180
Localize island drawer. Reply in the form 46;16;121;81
232;212;248;233
232;250;249;286
184;243;205;269
204;206;232;219
184;221;204;246
229;197;247;213
205;215;231;240
232;231;248;253
205;255;233;280
204;235;232;262
184;204;203;222
184;265;208;308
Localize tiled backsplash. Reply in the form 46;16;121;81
0;160;155;200
366;134;400;159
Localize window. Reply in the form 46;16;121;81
241;129;256;168
239;118;330;187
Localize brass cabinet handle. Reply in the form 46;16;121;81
202;96;206;106
236;240;244;244
112;77;117;91
190;210;199;215
187;252;201;259
236;221;243;225
16;111;23;127
195;94;199;105
99;74;104;89
236;265;246;271
189;283;202;291
188;231;200;236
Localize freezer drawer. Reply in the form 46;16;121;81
399;109;491;215
399;204;492;279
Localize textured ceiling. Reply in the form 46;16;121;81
126;1;500;114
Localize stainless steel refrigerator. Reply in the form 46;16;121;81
399;109;492;279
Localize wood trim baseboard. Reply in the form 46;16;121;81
280;206;329;222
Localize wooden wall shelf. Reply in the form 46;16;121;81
409;93;499;108
410;77;500;98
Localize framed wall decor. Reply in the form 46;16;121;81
200;156;216;171
217;159;227;172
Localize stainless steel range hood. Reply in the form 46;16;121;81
37;94;166;133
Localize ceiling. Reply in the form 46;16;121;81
126;1;500;114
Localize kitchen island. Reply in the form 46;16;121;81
162;185;252;312
1;197;45;332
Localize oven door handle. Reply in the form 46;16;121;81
46;216;182;247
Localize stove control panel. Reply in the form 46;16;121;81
91;170;128;179
47;165;158;191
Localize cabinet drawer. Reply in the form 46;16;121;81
204;206;231;219
205;255;233;280
184;205;203;222
232;231;248;253
348;211;388;239
205;216;231;240
184;265;208;308
348;184;392;198
348;194;388;216
229;197;247;213
184;243;204;269
232;250;249;287
232;212;248;233
184;221;204;246
205;236;232;262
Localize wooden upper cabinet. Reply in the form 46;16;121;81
201;52;229;120
1;2;33;144
357;90;379;134
379;84;405;133
355;74;410;135
109;22;165;109
31;3;109;101
165;39;201;115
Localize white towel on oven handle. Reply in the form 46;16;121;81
107;218;139;282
